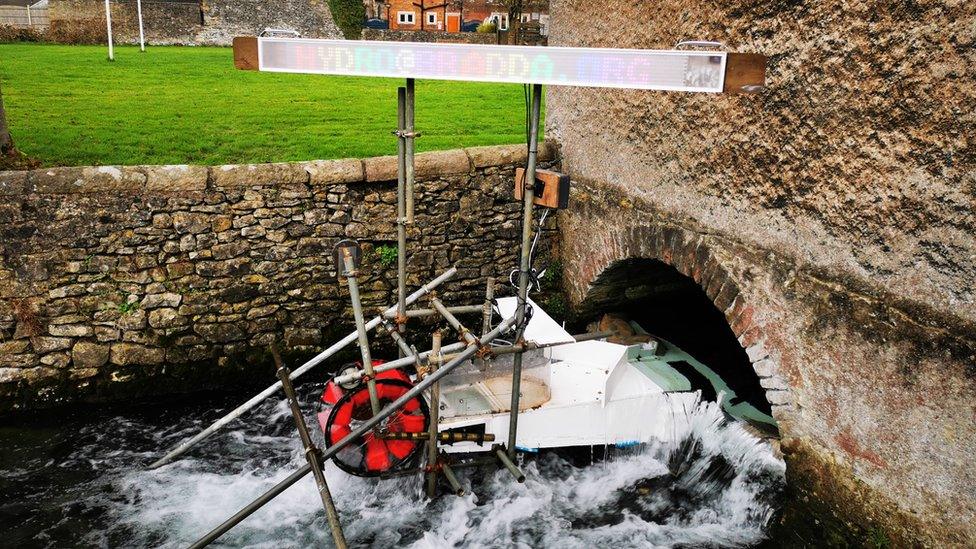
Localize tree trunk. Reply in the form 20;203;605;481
0;81;13;155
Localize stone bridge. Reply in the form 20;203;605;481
547;0;976;545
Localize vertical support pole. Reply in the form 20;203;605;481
481;277;495;337
506;83;542;459
271;347;348;549
405;78;416;223
440;459;464;495
395;87;408;348
136;0;145;52
104;0;114;61
425;330;442;498
341;249;381;416
26;4;31;26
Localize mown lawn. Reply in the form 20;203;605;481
0;44;540;167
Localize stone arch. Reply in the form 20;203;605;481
561;220;795;429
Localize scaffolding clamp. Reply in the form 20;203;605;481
393;129;422;138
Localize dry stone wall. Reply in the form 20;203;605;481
46;0;341;45
0;144;555;413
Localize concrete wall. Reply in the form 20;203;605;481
0;144;556;413
546;0;975;545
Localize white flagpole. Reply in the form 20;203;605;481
136;0;145;52
104;0;114;61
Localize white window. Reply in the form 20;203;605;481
426;12;437;25
397;11;415;24
490;12;509;30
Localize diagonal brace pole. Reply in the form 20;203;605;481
147;266;459;469
187;314;518;549
340;247;381;416
272;346;347;549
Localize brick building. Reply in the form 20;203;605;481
379;0;547;35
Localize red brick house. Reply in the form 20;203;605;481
378;0;548;35
386;0;461;32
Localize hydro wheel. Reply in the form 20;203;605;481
323;378;430;477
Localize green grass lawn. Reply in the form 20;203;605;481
0;44;541;167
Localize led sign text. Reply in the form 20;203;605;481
257;38;728;93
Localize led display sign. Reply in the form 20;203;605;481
251;38;729;93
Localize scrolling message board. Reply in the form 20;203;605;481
234;37;756;93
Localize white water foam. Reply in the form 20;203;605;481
75;394;783;548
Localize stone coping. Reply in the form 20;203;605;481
0;143;556;196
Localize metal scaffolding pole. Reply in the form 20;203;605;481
271;347;347;549
424;331;442;498
380;317;418;365
340;246;381;416
507;83;543;459
430;297;479;346
147;267;459;469
382;304;483;319
396;86;408;340
188;315;518;548
405;78;416;223
481;277;495;337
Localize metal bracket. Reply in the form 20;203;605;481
674;39;725;50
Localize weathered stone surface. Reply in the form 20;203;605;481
549;2;976;545
143;164;208;192
71;341;108;369
48;324;93;337
147;308;181;329
285;327;319;347
172;212;210;234
194;322;246;343
112;306;144;329
0;170;27;196
0;367;20;383
0;340;29;354
40;352;70;368
141;293;182;309
31;337;73;354
110;343;165;366
28;166;146;193
304;159;364;185
211;162;308;188
362;155;398;182
415;149;471;177
466;144;528;168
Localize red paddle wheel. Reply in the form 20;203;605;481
318;366;429;477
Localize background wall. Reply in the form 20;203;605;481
0;144;555;412
546;0;975;545
46;0;341;45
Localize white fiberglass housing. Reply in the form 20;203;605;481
436;297;700;454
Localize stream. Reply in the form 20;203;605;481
1;383;791;548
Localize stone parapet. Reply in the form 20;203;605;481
0;144;558;412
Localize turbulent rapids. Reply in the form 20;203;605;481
2;384;784;548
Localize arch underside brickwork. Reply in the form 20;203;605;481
558;192;797;428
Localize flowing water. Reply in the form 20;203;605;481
1;384;787;548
